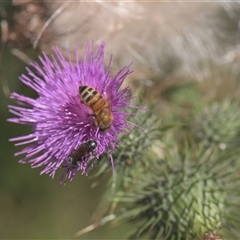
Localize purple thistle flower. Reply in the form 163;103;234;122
8;43;138;184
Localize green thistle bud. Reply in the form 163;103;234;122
112;144;240;239
192;100;240;149
90;95;240;240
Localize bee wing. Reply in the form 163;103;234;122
72;144;87;164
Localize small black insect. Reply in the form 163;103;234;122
60;140;98;186
67;140;97;166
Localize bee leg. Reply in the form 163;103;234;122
93;117;99;127
88;155;97;167
68;156;73;165
59;166;70;186
75;155;86;166
86;114;99;126
87;113;96;118
75;160;81;166
61;156;73;168
63;167;72;186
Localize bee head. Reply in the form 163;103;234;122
89;140;97;150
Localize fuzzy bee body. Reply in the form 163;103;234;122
68;140;97;166
79;85;113;131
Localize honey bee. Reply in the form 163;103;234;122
79;85;113;131
67;140;97;166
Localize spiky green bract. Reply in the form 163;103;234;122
191;100;240;149
89;88;240;239
92;104;164;189
113;143;240;240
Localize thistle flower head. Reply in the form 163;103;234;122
8;43;137;183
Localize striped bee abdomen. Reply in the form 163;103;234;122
79;86;108;112
79;85;113;131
